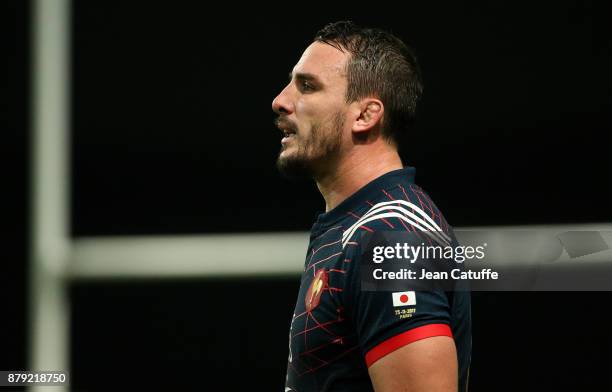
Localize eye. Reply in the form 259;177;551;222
300;80;315;92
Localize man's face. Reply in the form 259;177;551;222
272;42;351;179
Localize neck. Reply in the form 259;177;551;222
315;143;403;212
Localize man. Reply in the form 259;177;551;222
273;21;471;392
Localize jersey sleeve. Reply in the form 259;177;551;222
342;225;454;368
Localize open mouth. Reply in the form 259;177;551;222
281;128;297;142
275;117;298;143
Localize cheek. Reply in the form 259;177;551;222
295;93;336;118
294;101;315;136
295;100;316;120
295;99;305;112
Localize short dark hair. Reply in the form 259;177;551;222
315;21;423;145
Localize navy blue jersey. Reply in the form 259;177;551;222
285;167;471;392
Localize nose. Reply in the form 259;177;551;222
272;84;294;115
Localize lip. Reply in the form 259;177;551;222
281;134;296;144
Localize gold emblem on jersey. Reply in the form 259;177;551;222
305;269;328;312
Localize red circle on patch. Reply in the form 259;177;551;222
400;294;409;303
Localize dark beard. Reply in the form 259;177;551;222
276;153;314;180
276;112;344;180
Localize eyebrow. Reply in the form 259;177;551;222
288;72;323;85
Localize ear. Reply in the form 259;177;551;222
351;98;384;134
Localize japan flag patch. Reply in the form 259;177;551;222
392;291;416;307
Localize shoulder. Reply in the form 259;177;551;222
341;183;453;250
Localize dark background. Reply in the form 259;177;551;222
3;0;29;381
5;0;612;390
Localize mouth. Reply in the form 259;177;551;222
278;127;297;144
280;128;297;144
275;117;298;145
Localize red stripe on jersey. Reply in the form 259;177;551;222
381;188;414;232
365;323;453;367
